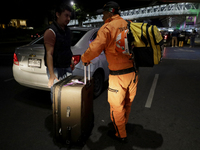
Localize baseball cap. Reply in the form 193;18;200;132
97;1;121;14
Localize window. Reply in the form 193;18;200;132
90;31;97;42
34;37;44;44
71;30;87;46
31;30;88;46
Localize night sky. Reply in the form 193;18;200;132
1;0;157;19
1;0;197;19
1;0;169;27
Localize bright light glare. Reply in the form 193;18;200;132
168;28;174;32
71;1;74;6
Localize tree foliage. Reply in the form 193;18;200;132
71;3;86;26
71;2;97;26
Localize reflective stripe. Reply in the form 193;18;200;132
112;111;121;138
108;87;118;93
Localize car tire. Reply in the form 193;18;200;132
93;70;104;98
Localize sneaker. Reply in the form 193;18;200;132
175;46;178;47
172;46;174;47
107;130;128;144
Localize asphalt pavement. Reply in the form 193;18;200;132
0;40;200;150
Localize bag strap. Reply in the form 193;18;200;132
141;23;148;47
146;24;152;49
152;25;157;45
126;20;138;73
126;20;134;51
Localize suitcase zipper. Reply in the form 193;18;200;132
108;87;118;93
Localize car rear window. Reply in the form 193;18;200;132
33;37;44;44
32;30;87;46
71;30;87;46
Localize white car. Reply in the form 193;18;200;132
13;27;109;97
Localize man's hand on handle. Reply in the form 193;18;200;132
83;62;91;66
48;74;59;88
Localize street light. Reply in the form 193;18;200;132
71;1;74;6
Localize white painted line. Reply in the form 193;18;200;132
174;49;195;52
145;74;159;108
4;78;14;82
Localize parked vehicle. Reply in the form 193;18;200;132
13;27;109;97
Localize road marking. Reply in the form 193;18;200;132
4;78;14;82
145;74;159;108
174;49;195;52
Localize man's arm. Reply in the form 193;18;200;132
81;26;109;63
45;43;59;88
44;29;58;88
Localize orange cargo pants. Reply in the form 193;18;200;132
108;71;138;138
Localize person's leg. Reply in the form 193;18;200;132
175;37;178;47
108;72;138;138
190;38;194;47
172;37;174;47
108;75;127;138
124;73;138;124
57;67;72;81
190;38;192;47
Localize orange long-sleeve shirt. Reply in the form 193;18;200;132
81;15;133;71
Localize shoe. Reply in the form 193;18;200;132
107;130;128;143
172;46;174;47
175;46;178;47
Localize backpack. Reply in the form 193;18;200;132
116;20;163;70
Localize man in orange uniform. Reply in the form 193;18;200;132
81;1;138;143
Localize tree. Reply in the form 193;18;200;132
71;2;97;26
71;3;86;26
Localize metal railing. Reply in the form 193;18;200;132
68;2;199;26
121;3;199;20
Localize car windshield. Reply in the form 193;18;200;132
32;30;87;46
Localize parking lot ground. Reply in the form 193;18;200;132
1;40;200;150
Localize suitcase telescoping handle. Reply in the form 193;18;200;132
84;64;91;84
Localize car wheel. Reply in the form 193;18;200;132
93;70;104;98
